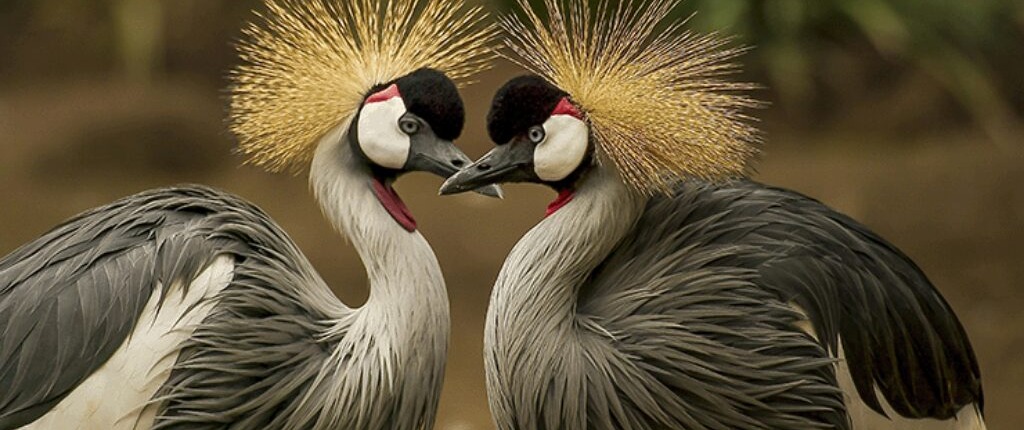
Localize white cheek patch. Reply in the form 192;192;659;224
357;96;410;169
533;115;588;181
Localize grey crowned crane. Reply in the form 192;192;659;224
0;0;497;428
441;0;984;428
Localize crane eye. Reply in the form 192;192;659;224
527;126;546;143
399;118;421;135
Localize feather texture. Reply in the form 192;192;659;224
592;180;983;422
485;167;983;429
21;256;235;430
0;187;236;429
1;174;449;429
231;0;496;172
500;0;760;193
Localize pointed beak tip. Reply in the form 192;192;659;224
477;184;504;199
438;177;462;196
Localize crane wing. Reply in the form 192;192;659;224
0;186;296;428
581;180;982;423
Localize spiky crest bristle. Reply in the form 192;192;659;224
502;0;761;193
231;0;497;172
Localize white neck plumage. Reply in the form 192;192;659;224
310;121;449;319
485;164;644;360
483;165;644;426
304;122;449;427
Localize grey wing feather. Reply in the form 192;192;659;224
149;190;345;428
579;195;847;429
581;179;981;427
730;182;982;419
0;186;246;429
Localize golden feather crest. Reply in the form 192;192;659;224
231;0;497;172
501;0;761;193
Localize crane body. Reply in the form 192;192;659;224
3;123;452;428
472;166;983;429
440;0;985;427
0;0;498;425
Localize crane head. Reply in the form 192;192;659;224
440;75;591;214
350;68;502;231
230;0;499;232
351;68;467;178
443;0;760;203
230;0;497;175
440;75;591;191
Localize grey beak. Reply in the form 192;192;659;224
440;159;490;196
405;138;503;198
447;147;503;199
470;181;504;198
440;140;535;196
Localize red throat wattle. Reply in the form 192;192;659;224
371;178;417;232
546;189;575;217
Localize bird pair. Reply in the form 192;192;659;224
0;0;983;429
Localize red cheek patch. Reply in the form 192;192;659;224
551;97;583;119
365;84;402;104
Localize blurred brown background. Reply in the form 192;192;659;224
1;0;1022;428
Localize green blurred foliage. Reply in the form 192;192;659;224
0;0;257;84
492;0;1024;141
0;0;1020;140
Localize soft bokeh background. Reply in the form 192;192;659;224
1;0;1021;428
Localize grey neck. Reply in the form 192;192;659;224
310;123;448;318
486;165;645;352
305;122;449;428
483;165;645;428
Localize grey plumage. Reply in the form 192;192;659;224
433;0;984;425
0;186;235;428
2;0;492;424
2;124;453;430
632;180;982;420
0;184;432;425
2;179;447;429
483;167;982;429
